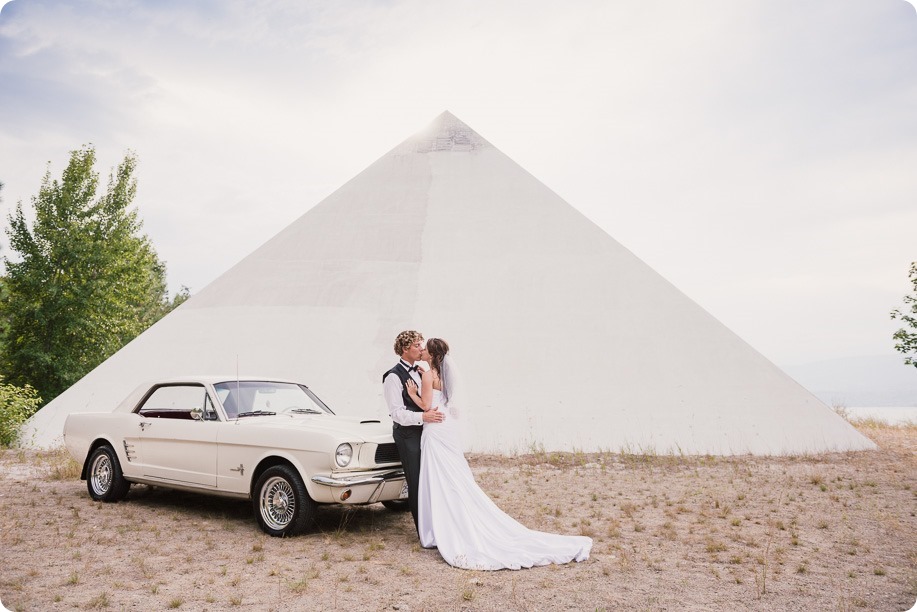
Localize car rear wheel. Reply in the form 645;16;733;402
253;465;315;537
86;445;131;502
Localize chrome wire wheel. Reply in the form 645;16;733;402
85;445;130;502
89;452;113;495
252;465;313;536
260;475;296;531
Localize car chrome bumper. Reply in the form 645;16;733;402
310;469;406;504
311;469;404;488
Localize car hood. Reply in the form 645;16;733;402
234;413;393;443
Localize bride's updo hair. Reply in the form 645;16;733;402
425;338;450;375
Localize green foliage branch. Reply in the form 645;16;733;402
890;261;917;369
1;145;178;404
0;377;42;447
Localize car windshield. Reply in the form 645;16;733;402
213;381;333;420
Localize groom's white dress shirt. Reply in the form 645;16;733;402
384;360;424;427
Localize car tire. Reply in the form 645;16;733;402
86;445;131;502
381;499;410;511
253;465;315;537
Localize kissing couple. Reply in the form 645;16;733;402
383;330;592;570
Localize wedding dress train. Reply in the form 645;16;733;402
417;390;592;570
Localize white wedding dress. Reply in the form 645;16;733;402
417;389;593;570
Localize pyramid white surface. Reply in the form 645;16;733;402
24;112;875;454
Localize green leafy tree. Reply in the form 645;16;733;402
1;145;177;403
170;284;192;310
891;261;917;369
0;377;42;447
0;183;44;447
0;183;6;357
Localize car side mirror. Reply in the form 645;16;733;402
190;406;204;421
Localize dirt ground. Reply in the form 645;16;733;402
0;420;914;612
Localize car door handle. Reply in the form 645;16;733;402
139;422;151;430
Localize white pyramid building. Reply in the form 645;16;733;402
24;112;875;454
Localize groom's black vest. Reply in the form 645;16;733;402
383;365;423;428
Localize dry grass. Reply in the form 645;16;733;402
0;422;914;611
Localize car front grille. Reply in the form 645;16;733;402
374;443;400;465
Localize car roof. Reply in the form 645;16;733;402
149;375;303;386
114;376;307;413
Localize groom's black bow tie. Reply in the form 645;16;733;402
408;365;419;372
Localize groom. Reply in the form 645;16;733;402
383;330;444;532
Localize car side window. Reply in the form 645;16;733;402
137;385;210;420
203;393;219;421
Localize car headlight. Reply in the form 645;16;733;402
335;443;353;467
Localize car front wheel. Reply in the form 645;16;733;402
253;465;315;537
86;445;131;502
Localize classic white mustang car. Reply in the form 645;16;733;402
64;377;407;536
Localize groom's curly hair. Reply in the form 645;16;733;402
394;330;424;355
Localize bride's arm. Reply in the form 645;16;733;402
420;370;435;411
406;375;434;411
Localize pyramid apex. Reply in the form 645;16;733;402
392;111;491;155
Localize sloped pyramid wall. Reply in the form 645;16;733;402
24;112;875;454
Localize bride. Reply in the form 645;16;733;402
406;338;593;570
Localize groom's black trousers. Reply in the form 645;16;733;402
393;423;422;532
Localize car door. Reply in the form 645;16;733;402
136;384;219;487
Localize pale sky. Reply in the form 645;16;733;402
0;0;916;372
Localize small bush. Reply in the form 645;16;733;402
0;378;42;447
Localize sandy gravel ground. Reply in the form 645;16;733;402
0;421;914;611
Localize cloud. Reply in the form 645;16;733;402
0;0;916;368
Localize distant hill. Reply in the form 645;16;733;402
782;355;917;407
